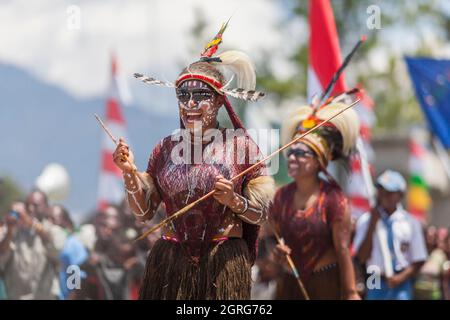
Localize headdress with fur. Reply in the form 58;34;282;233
281;100;360;168
134;20;271;265
134;20;265;103
134;20;265;131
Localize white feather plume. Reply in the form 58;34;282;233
214;50;256;90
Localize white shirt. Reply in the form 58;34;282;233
353;205;428;274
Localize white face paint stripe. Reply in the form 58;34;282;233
180;79;213;90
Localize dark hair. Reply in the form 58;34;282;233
29;188;49;205
53;204;74;229
319;126;344;160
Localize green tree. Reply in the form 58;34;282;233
0;177;24;219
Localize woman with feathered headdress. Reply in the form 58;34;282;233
112;21;274;300
270;101;361;300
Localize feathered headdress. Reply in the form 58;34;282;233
134;21;267;264
281;99;360;168
134;20;265;102
280;36;366;168
201;19;229;59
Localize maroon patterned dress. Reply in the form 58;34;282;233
270;180;348;282
146;127;267;263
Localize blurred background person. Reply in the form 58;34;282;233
270;102;361;300
413;226;448;299
73;205;138;300
49;204;89;300
0;220;7;299
0;196;66;299
354;170;428;300
439;229;450;300
424;226;438;254
49;204;75;232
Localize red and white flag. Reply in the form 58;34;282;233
347;89;376;220
307;0;376;221
307;0;346;101
97;54;129;210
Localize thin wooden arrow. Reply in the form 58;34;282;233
268;221;310;300
94;113;148;188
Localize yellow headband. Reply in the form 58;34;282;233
294;132;331;168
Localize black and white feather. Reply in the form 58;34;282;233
330;88;360;104
133;72;265;102
134;73;175;88
222;88;265;102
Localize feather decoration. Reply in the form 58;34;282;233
313;35;366;110
222;88;265;102
201;18;230;58
329;87;360;105
133;73;175;88
215;50;256;90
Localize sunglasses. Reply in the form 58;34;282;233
176;89;215;104
286;148;315;159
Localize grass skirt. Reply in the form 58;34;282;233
139;238;251;300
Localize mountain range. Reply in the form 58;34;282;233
0;63;178;223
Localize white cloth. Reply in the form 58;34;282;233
353;205;428;274
75;224;97;252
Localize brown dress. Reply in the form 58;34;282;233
270;180;348;300
139;129;268;299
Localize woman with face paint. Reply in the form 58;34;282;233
269;103;361;300
112;23;274;300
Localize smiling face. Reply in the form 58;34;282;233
177;80;224;133
286;142;320;179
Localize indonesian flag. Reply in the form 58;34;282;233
97;54;129;210
307;0;346;101
347;89;376;220
307;0;377;221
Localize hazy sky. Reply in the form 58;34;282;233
0;0;304;115
2;0;448;112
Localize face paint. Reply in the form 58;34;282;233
177;80;221;132
287;142;318;178
304;162;312;172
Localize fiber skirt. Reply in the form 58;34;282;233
139;238;251;300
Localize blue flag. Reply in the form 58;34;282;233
405;57;450;148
